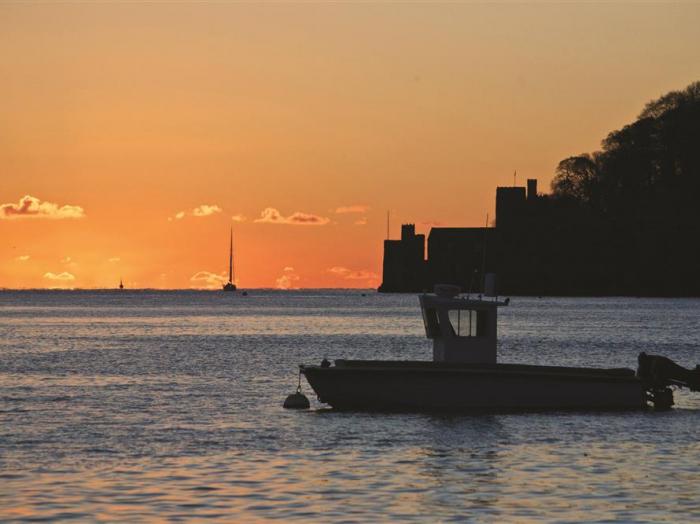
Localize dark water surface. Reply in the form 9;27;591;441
1;291;699;521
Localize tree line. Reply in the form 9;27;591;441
500;81;700;295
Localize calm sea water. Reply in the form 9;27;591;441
1;290;700;522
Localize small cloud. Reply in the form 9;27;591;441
15;255;30;262
421;221;443;227
44;271;75;281
328;266;379;281
108;257;121;263
190;270;227;289
255;207;330;226
276;267;300;289
170;205;221;221
0;195;85;220
335;205;369;214
61;256;78;269
192;204;222;217
354;217;368;226
276;274;300;290
231;214;246;222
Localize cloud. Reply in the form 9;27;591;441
15;255;30;262
255;208;330;226
421;221;443;227
328;266;379;281
192;204;222;217
108;257;121;263
276;274;300;289
276;267;300;289
231;214;246;222
0;195;85;220
44;271;75;281
335;205;369;214
170;205;222;221
354;217;368;226
190;270;228;289
60;256;78;269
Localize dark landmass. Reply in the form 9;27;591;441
380;81;700;296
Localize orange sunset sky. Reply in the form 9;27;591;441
2;3;699;289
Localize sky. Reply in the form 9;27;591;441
1;2;699;289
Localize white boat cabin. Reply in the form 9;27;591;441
419;284;508;364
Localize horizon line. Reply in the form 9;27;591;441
0;287;378;292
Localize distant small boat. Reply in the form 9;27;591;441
223;228;237;292
119;278;124;290
299;284;700;411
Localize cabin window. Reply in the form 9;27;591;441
422;307;441;338
447;309;487;337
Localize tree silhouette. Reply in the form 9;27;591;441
551;153;600;205
543;80;700;295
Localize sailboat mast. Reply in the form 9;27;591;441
229;228;233;284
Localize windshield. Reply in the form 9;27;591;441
447;309;486;337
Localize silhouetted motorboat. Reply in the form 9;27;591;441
299;285;700;411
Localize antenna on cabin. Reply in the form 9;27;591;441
467;269;478;298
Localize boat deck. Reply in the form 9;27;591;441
323;359;638;381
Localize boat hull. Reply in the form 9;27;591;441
302;361;646;411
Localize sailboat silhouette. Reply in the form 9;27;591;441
223;228;236;292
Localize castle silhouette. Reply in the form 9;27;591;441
379;179;546;294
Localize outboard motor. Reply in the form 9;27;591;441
638;353;700;409
638;353;700;390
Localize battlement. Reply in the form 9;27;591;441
401;224;416;240
379;179;542;292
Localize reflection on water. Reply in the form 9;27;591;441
1;291;700;521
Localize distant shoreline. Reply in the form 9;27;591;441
0;287;376;292
0;288;699;299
